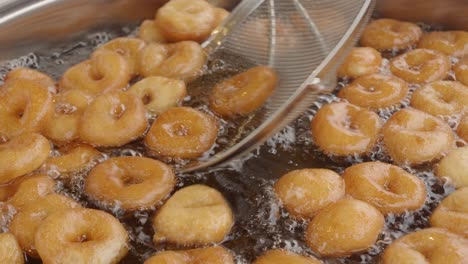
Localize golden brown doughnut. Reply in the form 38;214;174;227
253;249;322;264
79;91;147;147
305;199;384;257
213;7;230;28
85;156;176;210
138;20;167;43
209;66;278;118
35;208;129;264
343;162;426;214
4;174;55;209
360;19;422;50
145;107;218;159
144;246;235;264
310;102;383;156
381;228;468;264
454;56;468;86
389;48;450;84
274;169;345;219
337;47;382;79
457;113;468;142
5;68;56;93
42;144;102;176
430;188;468;238
418;31;468;57
152;184;234;246
0;233;24;264
382;108;455;165
337;74;408;109
98;37;146;76
436;146;468;188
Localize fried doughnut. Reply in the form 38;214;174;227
360;19;422;50
42;144;101;176
0;233;24;264
59;49;131;95
155;0;216;42
85;156;175;210
138;20;167;43
4;174;55;209
5;68;56;93
411;81;468;116
80;91;147;147
145;107;218;159
436;146;468;188
337;47;382;79
310;102;382;156
418;31;468;57
209;66;278;118
337;74;408;109
213;7;229;28
139;41;206;80
0;133;50;184
389;48;450;84
382;108;455;165
454;56;468;86
253;249;322;264
144;246;235;264
305;199;384;257
274;169;345;219
152;184;234;245
430;188;468;238
343;162;426;214
42;89;91;144
35;208;129;264
381;228;468;264
98;37;146;76
0;79;53;138
9;194;81;257
457;113;468;142
127;76;187;115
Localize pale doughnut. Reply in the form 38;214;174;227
79;91;147;147
35;208;129;264
42;144;102;175
127;76;187;115
382;108;455;165
411;81;468;116
454;56;468;86
209;66;278;118
85;156;175;210
5;67;56;93
5;174;55;209
458;113;468;142
274;169;345;219
144;246;235;264
152;184;233;245
9;193;81;257
305;199;384;257
337;74;408;109
337;47;382;79
59;49;131;95
381;228;468;264
436;146;468;188
430;188;468;238
145;107;218;159
310;102;382;156
98;37;146;76
418;31;468;57
343;162;426;214
0;233;24;264
360;19;422;50
0;133;50;184
390;48;450;84
253;249;322;264
138;20;167;43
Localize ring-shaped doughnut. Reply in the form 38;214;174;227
418;31;468;57
360;19;422;50
436;146;468;189
98;37;146;76
454;56;468;86
144;246;235;264
5;68;56;93
253;249;322;264
42;144;101;176
457;113;468;142
337;47;382;79
138;20;167;43
0;233;24;264
430;188;468;238
3;174;55;209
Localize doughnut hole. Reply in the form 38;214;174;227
80;91;147;147
35;208;129;264
0;79;53;138
138;20;167;43
360;19;422;50
59;49;131;95
98;37;146;76
418;31;468;57
139;41;206;81
145;246;235;264
209;66;278;118
310;102;383;156
381;228;468;264
338;74;408;109
9;194;81;257
127;76;187;115
411;81;468;116
436;146;468;188
430;188;468;238
155;0;216;42
382;108;455;165
390;48;450;84
457;114;468;142
42;144;101;176
0;233;24;264
305;199;384;257
5;174;55;209
0;133;50;184
337;47;382;79
152;184;234;246
274;169;345;219
145;107;218;159
85;157;176;211
454;56;468;86
5;68;56;93
343;162;426;214
253;249;322;264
